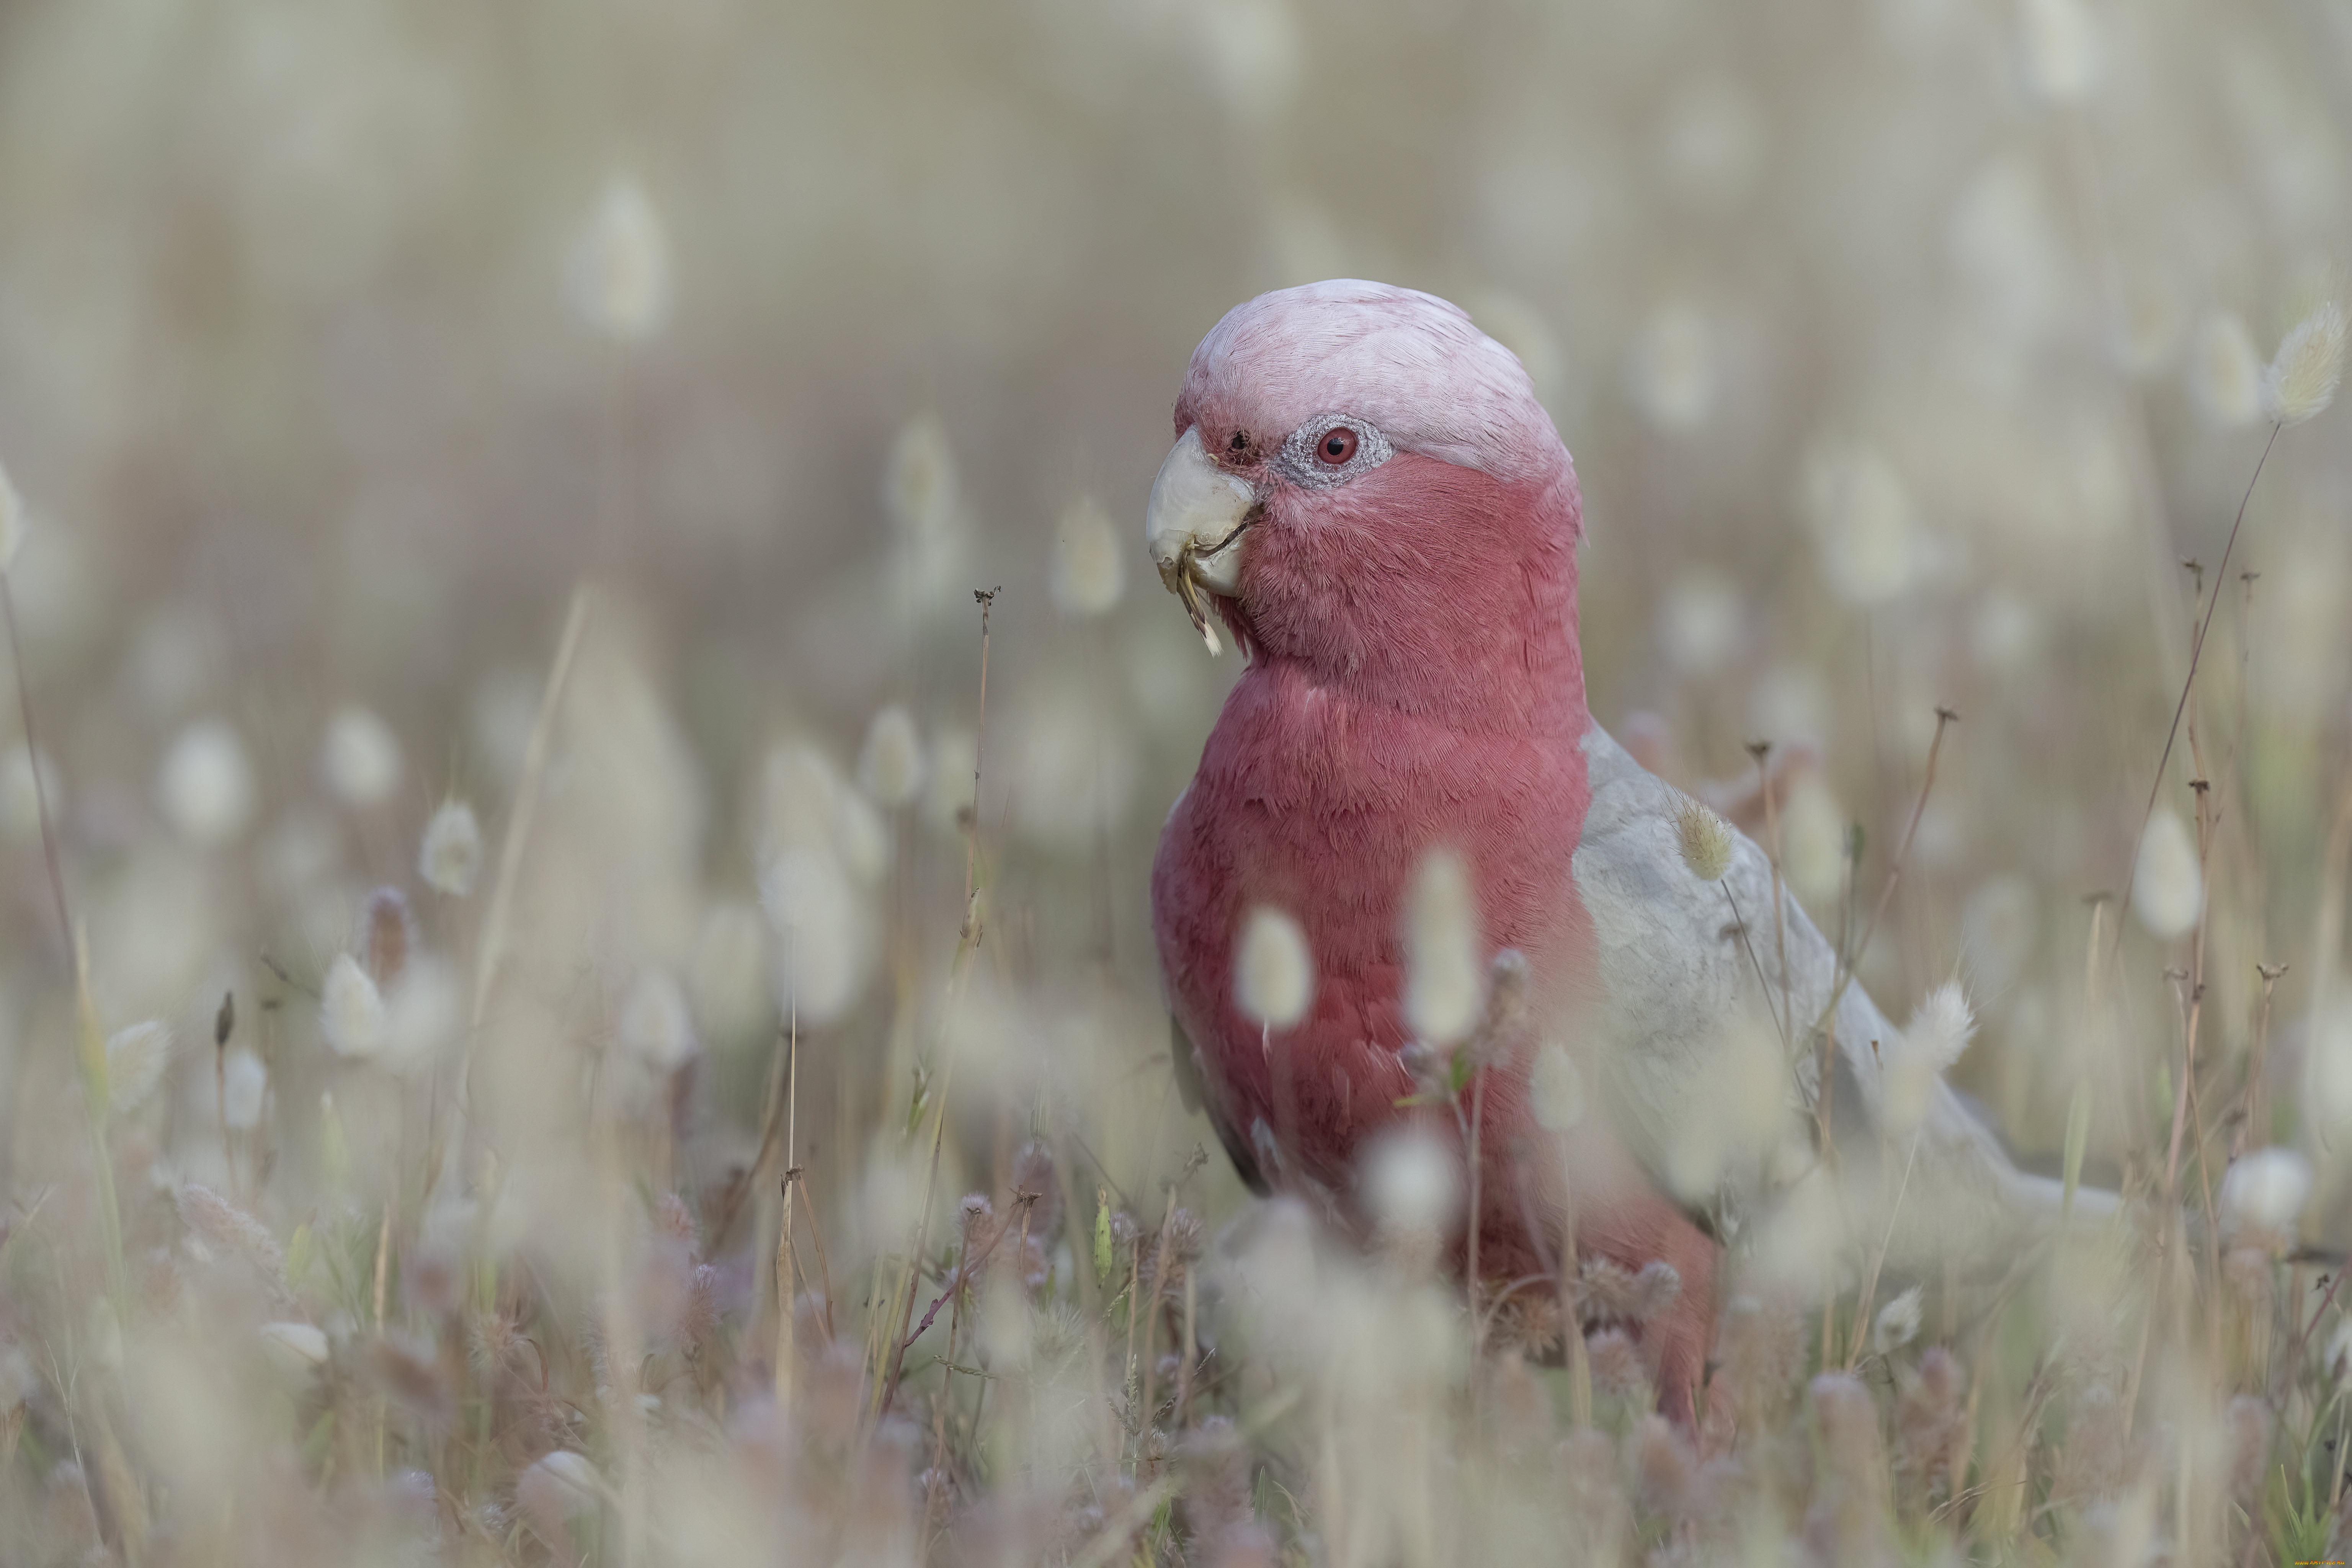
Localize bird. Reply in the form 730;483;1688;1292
1143;279;2107;1419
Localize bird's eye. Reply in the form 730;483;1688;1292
1317;427;1357;465
1229;430;1249;453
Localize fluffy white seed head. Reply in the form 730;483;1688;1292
617;967;696;1071
383;958;460;1073
0;457;22;574
518;1449;603;1544
258;1321;329;1374
321;953;389;1058
1674;797;1735;883
1532;1040;1586;1131
2132;807;2203;941
105;1021;174;1115
2221;1147;2313;1248
761;847;874;1024
1363;1128;1461;1239
857;705;927;808
2191;313;2264;428
882;416;968;610
1872;1286;1924;1354
221;1048;268;1131
1404;849;1482;1045
567;177;671;343
1779;777;1847;907
1628;302;1718;430
2020;0;2100;102
158;720;256;845
2260;300;2345;426
1884;982;1975;1137
1803;441;1925;606
419;800;483;897
1658;572;1742;673
1050;495;1124;617
1234;906;1314;1030
320;706;402;807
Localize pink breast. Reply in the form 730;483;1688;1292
1150;662;1595;1230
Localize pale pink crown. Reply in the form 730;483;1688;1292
1176;279;1573;495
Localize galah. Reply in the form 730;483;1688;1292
1145;280;2103;1415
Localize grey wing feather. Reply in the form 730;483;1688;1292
1574;724;2114;1272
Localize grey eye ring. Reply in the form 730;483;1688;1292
1277;415;1392;487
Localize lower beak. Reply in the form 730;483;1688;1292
1145;427;1257;655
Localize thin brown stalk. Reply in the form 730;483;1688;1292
1812;707;1958;1040
878;588;999;1419
774;984;799;1414
793;1171;837;1341
1846;1132;1921;1370
1137;1185;1178;1452
2238;964;2287;1157
440;584;590;1223
2118;424;2281;947
1749;742;1796;1053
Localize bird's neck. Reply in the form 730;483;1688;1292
1227;456;1589;737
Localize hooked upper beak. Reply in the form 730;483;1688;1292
1145;426;1257;655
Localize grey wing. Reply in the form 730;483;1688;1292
1572;723;2107;1271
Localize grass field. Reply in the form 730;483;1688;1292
1;1;2351;1562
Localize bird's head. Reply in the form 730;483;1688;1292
1147;280;1584;720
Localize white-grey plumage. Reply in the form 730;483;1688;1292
1575;721;2117;1277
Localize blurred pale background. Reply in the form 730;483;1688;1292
1;1;2351;1561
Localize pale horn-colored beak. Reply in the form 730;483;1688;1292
1145;426;1257;655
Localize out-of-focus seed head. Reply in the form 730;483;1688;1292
1050;495;1124;617
1404;848;1481;1044
1674;796;1735;882
1362;1127;1461;1242
1873;1286;1923;1354
1779;776;1846;906
1585;1327;1649;1406
105;1020;174;1115
1894;1346;1967;1500
2220;1146;2313;1250
322;952;389;1058
2020;0;2101;102
567;178;671;343
518;1449;603;1544
158;719;256;845
760;846;874;1025
419;799;483;896
221;1048;268;1131
176;1182;285;1282
2260;299;2345;426
1884;982;1975;1136
1532;1040;1586;1130
384;958;461;1073
321;704;403;808
2190;312;2264;428
259;1321;329;1375
1658;571;1743;674
0;457;22;574
617;967;697;1072
1628;302;1718;430
1234;905;1313;1029
1803;439;1926;606
857;704;927;808
2132;806;2202;940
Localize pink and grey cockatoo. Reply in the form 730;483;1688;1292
1145;280;2100;1415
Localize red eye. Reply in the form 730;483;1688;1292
1317;426;1357;465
